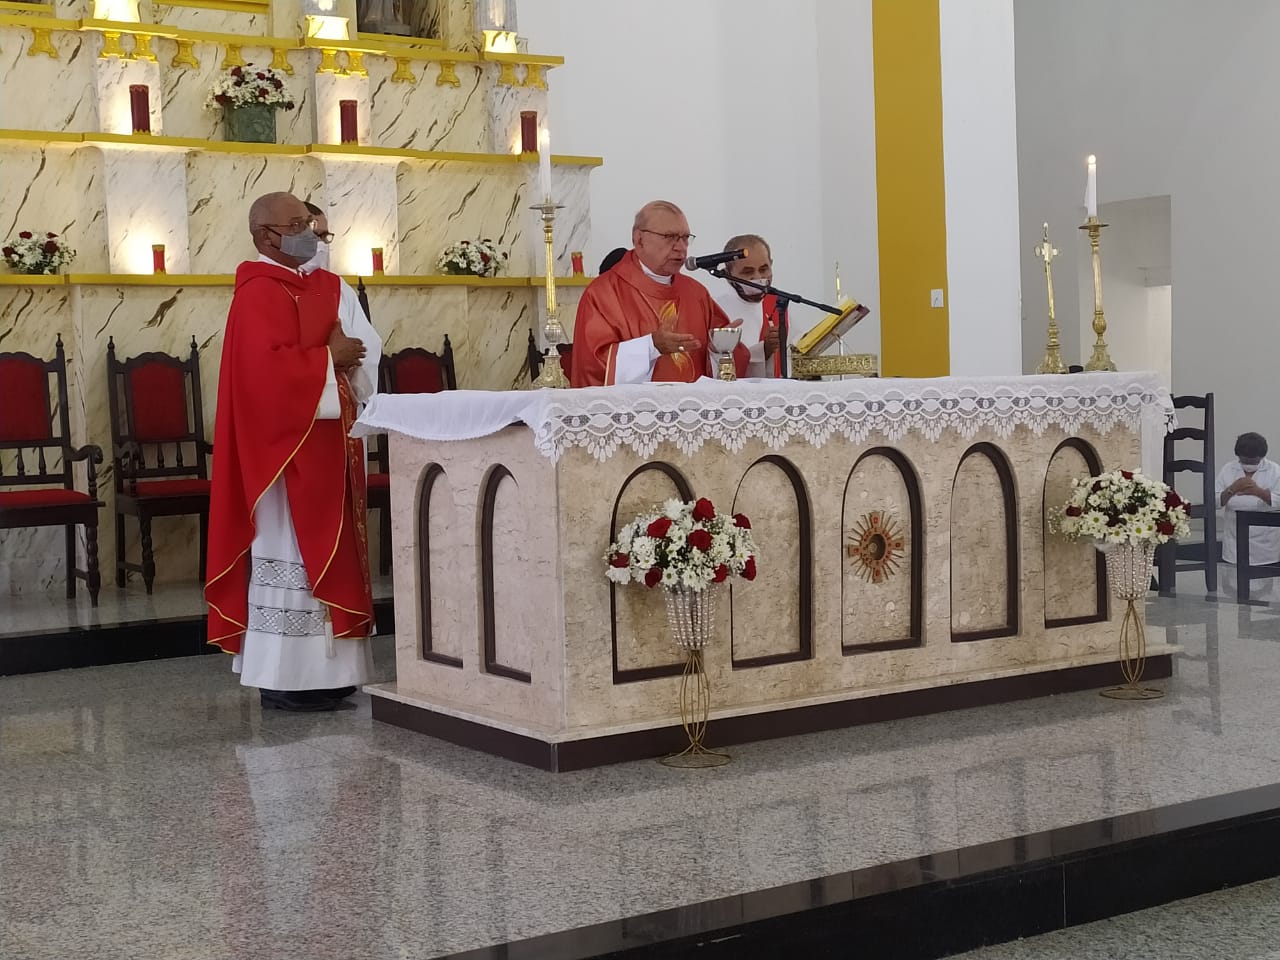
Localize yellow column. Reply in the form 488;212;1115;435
872;0;949;377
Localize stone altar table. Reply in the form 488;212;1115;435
355;373;1176;770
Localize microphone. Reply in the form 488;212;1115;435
685;249;746;272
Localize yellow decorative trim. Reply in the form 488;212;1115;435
496;60;516;86
0;274;67;286
98;29;124;58
0;127;83;144
345;49;366;76
355;30;442;49
436;60;459;87
27;26;56;57
65;273;236;285
0;1;54;11
522;64;546;89
130;30;155;61
317;46;339;73
0;272;594;289
482;51;563;67
171;37;198;68
269;44;292;74
219;40;243;68
156;0;268;12
390;56;414;83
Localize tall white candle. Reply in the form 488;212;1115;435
1084;154;1097;219
538;127;552;203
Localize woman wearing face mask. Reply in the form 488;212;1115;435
1215;432;1280;573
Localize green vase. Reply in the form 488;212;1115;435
224;103;277;144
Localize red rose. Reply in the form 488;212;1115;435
480;252;491;264
1164;491;1182;509
743;557;757;581
692;498;715;522
45;232;56;239
646;517;672;538
644;567;662;588
1;247;14;258
1157;520;1175;537
231;66;242;76
609;553;629;568
713;564;729;583
1121;470;1134;480
42;240;58;255
733;513;751;529
460;240;470;245
1064;505;1083;517
687;529;712;551
18;231;32;239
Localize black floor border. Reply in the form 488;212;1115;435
435;782;1280;960
0;597;395;675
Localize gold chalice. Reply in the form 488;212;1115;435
709;326;742;381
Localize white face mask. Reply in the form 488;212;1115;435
733;275;770;302
301;244;330;273
1242;461;1262;474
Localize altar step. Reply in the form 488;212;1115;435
439;783;1280;960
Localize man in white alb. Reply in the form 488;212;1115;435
713;234;781;379
1216;432;1280;585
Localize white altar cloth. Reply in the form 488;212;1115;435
354;373;1174;472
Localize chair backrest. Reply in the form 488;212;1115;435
379;337;457;395
0;335;76;490
1163;393;1216;523
106;336;210;494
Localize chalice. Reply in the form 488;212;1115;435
709;326;741;381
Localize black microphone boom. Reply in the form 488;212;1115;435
685;249;746;272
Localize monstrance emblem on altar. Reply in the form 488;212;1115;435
847;511;905;584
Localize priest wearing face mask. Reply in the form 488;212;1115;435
206;191;375;712
569;200;749;387
713;234;781;379
1216;431;1280;567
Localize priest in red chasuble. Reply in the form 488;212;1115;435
570;201;750;387
205;191;375;713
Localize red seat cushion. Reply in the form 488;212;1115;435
130;478;211;498
367;472;390;489
0;488;94;508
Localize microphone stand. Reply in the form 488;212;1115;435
709;270;843;379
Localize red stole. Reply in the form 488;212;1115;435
205;261;373;654
760;294;782;378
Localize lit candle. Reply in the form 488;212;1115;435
1084;154;1097;219
152;243;165;274
538;126;552;203
371;247;384;275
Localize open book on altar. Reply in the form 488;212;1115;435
791;298;878;378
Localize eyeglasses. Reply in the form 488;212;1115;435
639;229;695;246
261;218;317;236
316;230;335;244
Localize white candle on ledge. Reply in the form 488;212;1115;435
538;127;552;204
1085;154;1098;219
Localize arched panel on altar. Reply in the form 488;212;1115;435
1042;438;1109;628
951;443;1019;642
479;463;533;683
415;463;465;667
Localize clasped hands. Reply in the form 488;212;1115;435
1227;476;1267;499
328;321;365;372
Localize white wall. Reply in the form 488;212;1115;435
1015;0;1279;469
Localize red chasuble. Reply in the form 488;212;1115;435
570;251;748;387
205;261;373;653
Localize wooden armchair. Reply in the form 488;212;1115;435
367;336;457;575
0;335;104;604
106;336;212;593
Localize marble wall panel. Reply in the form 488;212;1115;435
486;468;534;676
0;146;108;274
50;0;90;18
1042;441;1105;624
368;58;489;154
314;72;370;146
98;147;192;274
730;458;803;663
319;157;401;275
486;68;545;156
530;165;592;277
185;153;325;274
949;449;1014;637
462;287;533;389
147;5;267;33
93;56;163;137
841;453;916;647
419;0;478;50
0;30;95;132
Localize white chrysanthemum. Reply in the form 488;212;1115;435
661;568;679;587
606;566;631;584
663;499;685;520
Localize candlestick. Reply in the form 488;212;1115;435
129;84;151;135
1033;223;1065;374
339;99;358;144
151;243;165;274
530;201;569;389
371;247;384;275
1080;216;1116;371
570;251;584;276
520;110;537;154
1085;154;1097;219
537;127;552;203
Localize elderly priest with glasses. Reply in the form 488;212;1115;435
570;200;751;387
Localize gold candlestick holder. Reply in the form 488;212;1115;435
1034;222;1066;374
531;201;570;390
1080;215;1116;372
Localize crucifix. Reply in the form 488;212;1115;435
1034;222;1067;375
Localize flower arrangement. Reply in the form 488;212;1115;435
204;64;296;111
606;497;758;591
2;231;76;275
1053;468;1191;546
437;238;509;278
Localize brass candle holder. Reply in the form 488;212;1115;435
531;201;570;389
1034;222;1066;374
1080;216;1116;372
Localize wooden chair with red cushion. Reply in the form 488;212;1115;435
367;335;457;575
0;335;104;604
526;329;573;382
106;336;212;594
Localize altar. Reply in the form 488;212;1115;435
355;373;1176;770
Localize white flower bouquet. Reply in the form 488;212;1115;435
2;230;76;275
1053;468;1191;546
606;497;758;591
204;64;296;111
436;238;509;278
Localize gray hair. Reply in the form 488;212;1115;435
724;233;771;259
633;200;685;232
248;192;297;233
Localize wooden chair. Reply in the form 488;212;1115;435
1233;511;1280;601
526;329;573;383
367;336;457;575
0;335;104;604
106;336;212;594
1156;393;1218;596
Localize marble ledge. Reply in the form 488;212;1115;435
0;273;596;287
368;640;1182;744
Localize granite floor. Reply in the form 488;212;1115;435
0;574;1278;958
